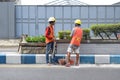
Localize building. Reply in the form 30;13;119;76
45;0;88;5
0;0;16;2
0;0;120;38
0;0;21;4
113;2;120;5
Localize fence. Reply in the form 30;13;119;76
15;5;120;37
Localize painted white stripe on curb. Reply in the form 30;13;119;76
36;54;46;64
95;55;110;64
6;54;21;64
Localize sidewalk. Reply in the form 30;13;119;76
0;39;19;47
0;39;19;52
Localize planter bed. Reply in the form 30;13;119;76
19;39;120;54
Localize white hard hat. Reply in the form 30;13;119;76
48;17;56;22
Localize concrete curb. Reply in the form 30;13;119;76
0;54;120;64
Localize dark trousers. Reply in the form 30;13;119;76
46;42;54;63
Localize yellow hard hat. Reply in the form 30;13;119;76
74;19;81;24
48;17;56;22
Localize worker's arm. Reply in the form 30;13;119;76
70;28;75;37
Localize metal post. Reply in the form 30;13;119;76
21;6;23;35
62;6;64;31
35;5;38;36
28;6;30;36
70;6;72;30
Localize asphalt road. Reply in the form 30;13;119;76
0;64;120;80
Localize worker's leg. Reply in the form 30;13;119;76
51;42;54;51
75;53;79;66
51;42;56;63
75;47;80;66
65;52;71;67
46;42;52;64
66;45;72;67
66;52;71;64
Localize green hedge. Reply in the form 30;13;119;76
26;35;45;43
90;23;120;39
58;28;90;40
58;30;71;40
83;28;90;40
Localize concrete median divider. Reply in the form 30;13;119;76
0;54;120;64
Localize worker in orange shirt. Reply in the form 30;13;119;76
66;19;83;67
45;17;56;65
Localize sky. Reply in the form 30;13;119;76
21;0;120;5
